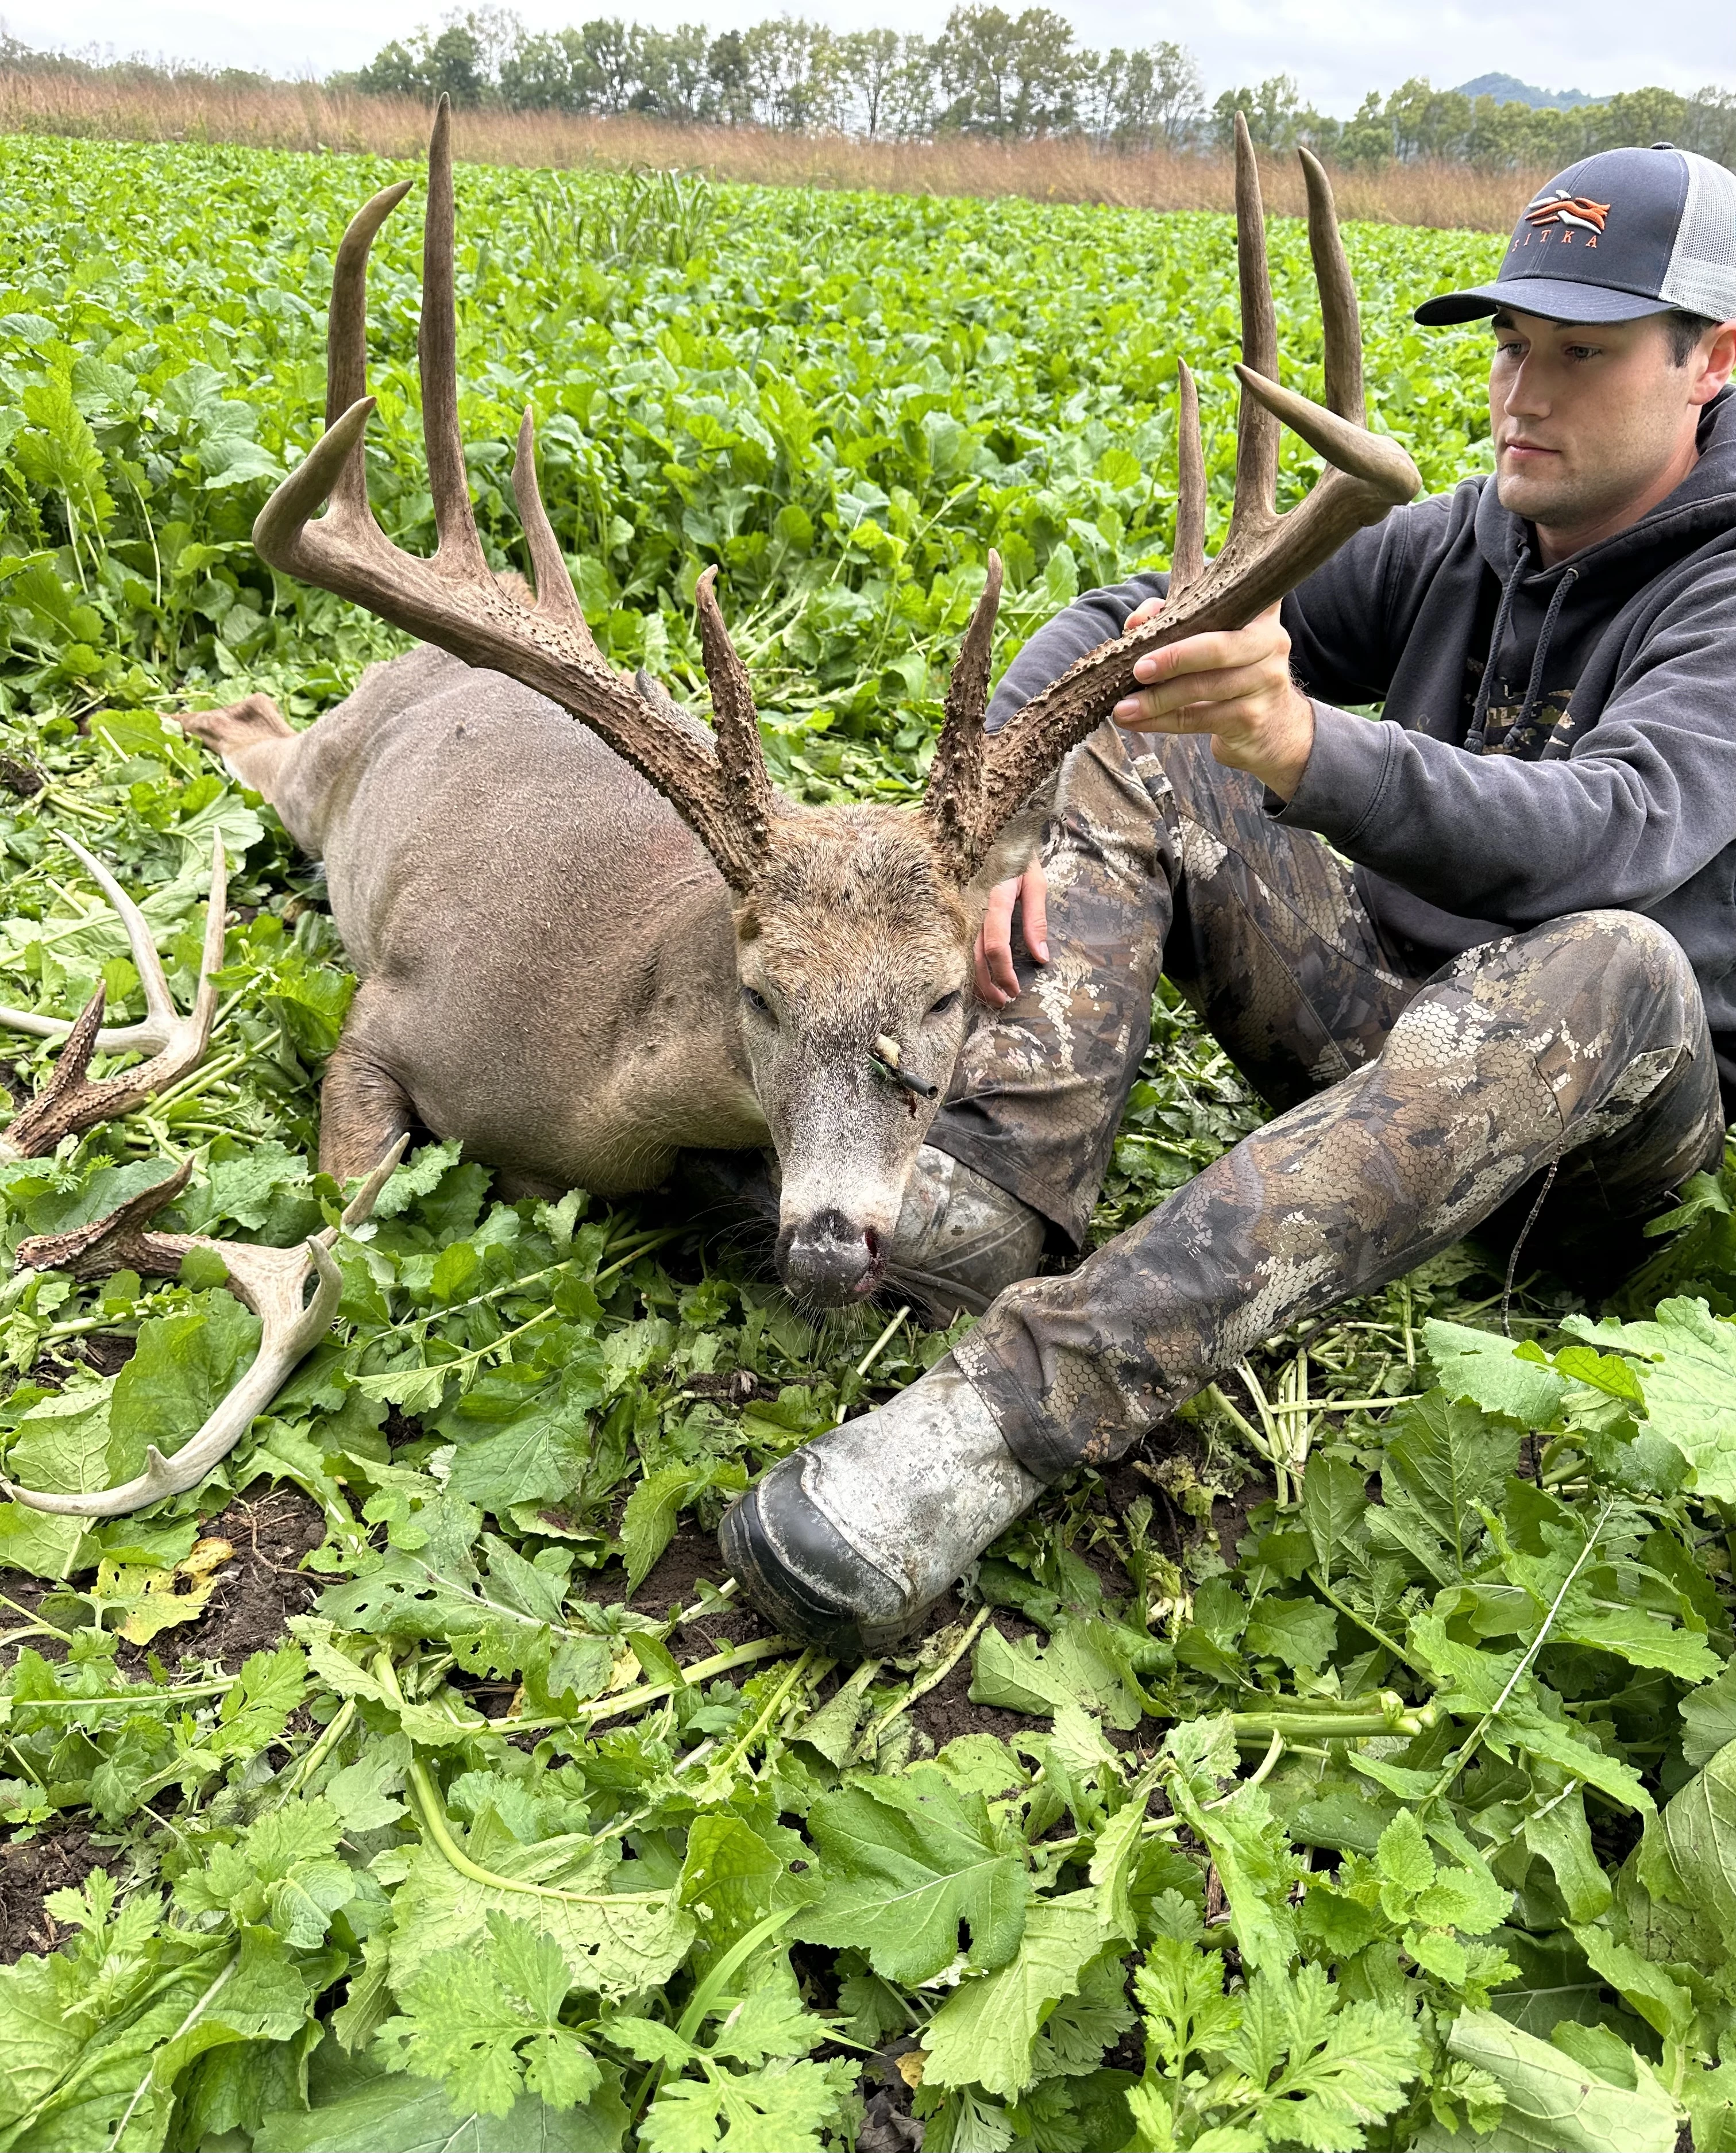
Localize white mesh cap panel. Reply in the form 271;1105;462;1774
1661;153;1736;319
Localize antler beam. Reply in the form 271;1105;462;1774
923;118;1422;875
252;99;780;892
2;1138;406;1516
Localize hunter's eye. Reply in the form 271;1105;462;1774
742;986;772;1019
927;990;960;1018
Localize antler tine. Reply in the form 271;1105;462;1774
0;832;175;1053
694;568;777;889
253;111;780;898
511;409;603;650
1230;113;1280;536
421;98;488;577
1171;361;1206;599
1299;147;1364;425
327;178;413;522
6;1134;405;1516
920;552;1002;865
942;134;1421;865
0;835;229;1161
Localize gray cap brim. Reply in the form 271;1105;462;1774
1414;276;1672;326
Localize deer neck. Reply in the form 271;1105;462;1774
599;866;765;1152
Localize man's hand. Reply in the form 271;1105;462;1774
974;859;1049;1008
1113;597;1315;800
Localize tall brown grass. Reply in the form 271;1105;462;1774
0;67;1543;230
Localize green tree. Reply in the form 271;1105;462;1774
934;5;1078;138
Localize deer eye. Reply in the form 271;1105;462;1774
742;986;772;1019
927;990;960;1018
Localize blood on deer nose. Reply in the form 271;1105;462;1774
776;1209;884;1306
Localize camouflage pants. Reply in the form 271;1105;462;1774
928;725;1724;1478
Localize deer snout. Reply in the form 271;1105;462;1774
776;1207;886;1305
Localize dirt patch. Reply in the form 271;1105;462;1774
589;1520;774;1659
0;1827;107;1964
117;1484;327;1675
908;1605;1048;1751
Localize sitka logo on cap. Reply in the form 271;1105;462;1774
1522;189;1611;242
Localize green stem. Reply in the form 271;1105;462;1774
701;1648;821;1786
1419;1498;1614;1812
1308;1572;1422;1673
852;1604;992;1762
373;1653;670;1906
279;1696;357;1801
503;1636;793;1735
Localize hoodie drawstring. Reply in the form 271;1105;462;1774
1511;566;1578;748
1465;545;1527;754
1465;545;1580;757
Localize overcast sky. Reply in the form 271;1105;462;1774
2;0;1729;115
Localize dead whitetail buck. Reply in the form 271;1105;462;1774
0;834;406;1515
18;111;1414;1435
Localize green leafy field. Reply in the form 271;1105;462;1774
10;130;1736;2153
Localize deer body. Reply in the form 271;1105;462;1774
205;645;766;1196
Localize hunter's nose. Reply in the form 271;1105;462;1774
777;1210;883;1305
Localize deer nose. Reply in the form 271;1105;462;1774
777;1210;883;1305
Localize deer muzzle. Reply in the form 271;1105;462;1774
776;1207;887;1305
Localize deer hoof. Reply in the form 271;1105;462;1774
719;1354;1043;1657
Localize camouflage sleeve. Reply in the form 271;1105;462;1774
985;571;1168;733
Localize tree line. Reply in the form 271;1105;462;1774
343;6;1736;170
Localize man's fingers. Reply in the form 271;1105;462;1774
1124;594;1166;629
974;879;1021;1004
1114;660;1286;728
1021;860;1050;964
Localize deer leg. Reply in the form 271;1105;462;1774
319;997;415;1181
178;694;296;802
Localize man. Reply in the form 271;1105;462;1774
720;142;1736;1653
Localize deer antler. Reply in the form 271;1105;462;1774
2;1137;406;1517
921;120;1422;877
251;98;780;893
0;833;228;1160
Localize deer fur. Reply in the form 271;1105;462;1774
185;650;1034;1303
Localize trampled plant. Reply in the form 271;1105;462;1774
9;128;1736;2153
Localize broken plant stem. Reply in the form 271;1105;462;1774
854;1604;993;1761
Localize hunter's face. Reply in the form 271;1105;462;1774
1487;307;1703;540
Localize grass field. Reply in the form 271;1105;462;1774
6;132;1736;2153
0;70;1554;233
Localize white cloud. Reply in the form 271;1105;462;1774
2;0;1726;111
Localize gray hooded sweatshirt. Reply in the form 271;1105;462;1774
987;389;1736;1111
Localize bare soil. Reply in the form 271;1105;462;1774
0;1826;107;1964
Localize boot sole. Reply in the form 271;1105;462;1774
719;1486;921;1659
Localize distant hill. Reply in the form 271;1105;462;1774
1453;72;1602;110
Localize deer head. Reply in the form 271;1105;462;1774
253;104;1418;1305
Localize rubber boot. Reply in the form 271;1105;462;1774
676;1144;1046;1323
882;1147;1047;1323
719;1354;1041;1654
